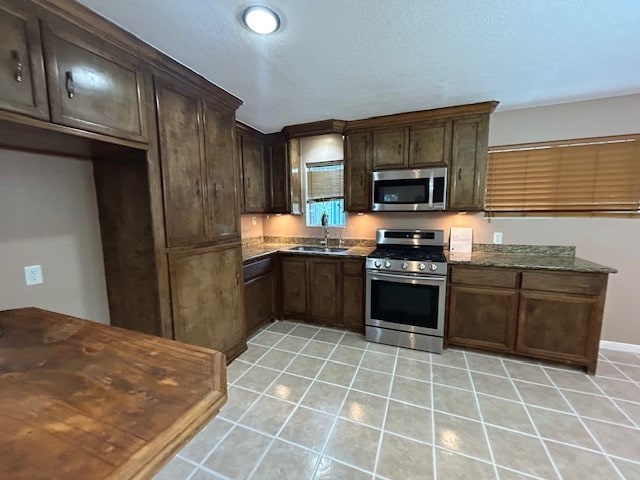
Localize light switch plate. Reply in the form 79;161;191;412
493;232;503;244
24;265;44;286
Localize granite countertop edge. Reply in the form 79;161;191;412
242;243;375;262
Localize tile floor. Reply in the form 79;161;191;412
155;321;640;480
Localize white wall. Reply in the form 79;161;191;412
0;149;110;324
264;94;640;345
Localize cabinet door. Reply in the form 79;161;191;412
344;131;371;212
372;126;408;170
265;135;289;213
244;273;275;335
41;18;147;142
309;259;340;325
281;257;308;319
409;121;452;167
241;135;266;212
204;100;240;241
0;0;48;120
342;275;364;331
156;82;208;247
170;245;245;359
449;115;489;210
516;290;602;365
448;284;518;352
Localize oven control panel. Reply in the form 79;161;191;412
366;257;447;275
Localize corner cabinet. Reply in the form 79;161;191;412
344;131;372;212
447;265;609;374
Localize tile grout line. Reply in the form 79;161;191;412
541;368;627;480
461;350;500;479
584;362;640;429
498;358;564;480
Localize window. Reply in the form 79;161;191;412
305;161;346;226
485;135;640;216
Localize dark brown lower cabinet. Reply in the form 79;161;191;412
281;256;308;319
309;259;341;324
169;244;246;362
447;266;609;374
243;256;276;335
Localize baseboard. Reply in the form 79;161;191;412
600;340;640;354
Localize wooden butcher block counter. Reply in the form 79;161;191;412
0;308;227;480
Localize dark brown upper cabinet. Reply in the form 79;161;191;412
238;128;266;213
265;132;289;213
372;126;408;170
344;131;371;212
0;0;48;120
41;15;148;143
409;121;452;167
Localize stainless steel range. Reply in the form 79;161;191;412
365;229;447;353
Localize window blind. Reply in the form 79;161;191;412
486;135;640;215
307;161;344;202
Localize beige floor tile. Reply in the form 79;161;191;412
352;368;392;397
250;330;285;347
329;345;365;366
285;354;326;379
562;390;633;425
339;333;369;349
203;425;272;479
544;367;603;395
477;394;535;434
360;350;396;374
152;456;196;480
434;412;491;461
234;365;281;393
466;352;508;377
614;399;640;427
601;349;640;366
616;363;640;383
612;457;640;480
189;468;224;480
251;439;319;480
218;386;260;421
433;384;480;420
471;372;519;401
325;418;381;472
266;321;296;334
596;361;631;380
583;417;640;461
503;360;550;385
256;349;297;370
436;448;495;479
313;329;345;344
432;349;467;369
266;372;312;403
239;395;296;435
226;359;251;383
317;360;357;387
432;364;473;390
315;456;373;480
385;400;432;444
279;406;334;452
376;432;433;480
300;381;348;415
514;381;571;412
179;417;233;462
368;341;399;356
290;324;321;339
390;375;432;408
397;347;432;363
592;376;640;403
395;357;432;382
497;467;541;479
237;344;269;363
545;441;621;480
301;340;337;359
527;406;598;449
274;335;310;353
487;426;558;479
340;390;388;428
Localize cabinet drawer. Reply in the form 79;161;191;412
243;256;274;282
451;267;518;288
521;271;604;296
342;259;364;276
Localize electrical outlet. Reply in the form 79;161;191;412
493;232;503;244
24;265;44;286
251;216;257;226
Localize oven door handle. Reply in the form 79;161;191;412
367;271;446;283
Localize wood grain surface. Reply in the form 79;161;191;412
0;308;227;480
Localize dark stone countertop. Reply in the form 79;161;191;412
242;243;374;263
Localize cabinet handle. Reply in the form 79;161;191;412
457;168;462;181
247;178;251;189
213;182;221;197
11;50;22;83
195;178;201;196
236;271;240;285
65;71;75;99
414;141;418;156
397;143;402;155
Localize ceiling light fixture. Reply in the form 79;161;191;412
243;5;280;34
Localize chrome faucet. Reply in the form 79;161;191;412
320;212;330;246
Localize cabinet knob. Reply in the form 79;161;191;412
458;167;462;181
195;179;201;196
65;71;75;99
11;50;22;83
397;143;402;155
213;182;221;196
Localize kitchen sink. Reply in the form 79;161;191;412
288;246;349;253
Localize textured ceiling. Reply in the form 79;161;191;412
76;0;640;133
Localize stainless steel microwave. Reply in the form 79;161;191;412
371;167;447;211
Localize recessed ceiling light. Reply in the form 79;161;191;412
243;5;280;34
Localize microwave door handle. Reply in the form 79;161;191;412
428;170;434;209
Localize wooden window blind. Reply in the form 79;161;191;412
307;161;344;202
486;135;640;215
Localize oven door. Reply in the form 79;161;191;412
366;270;446;337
